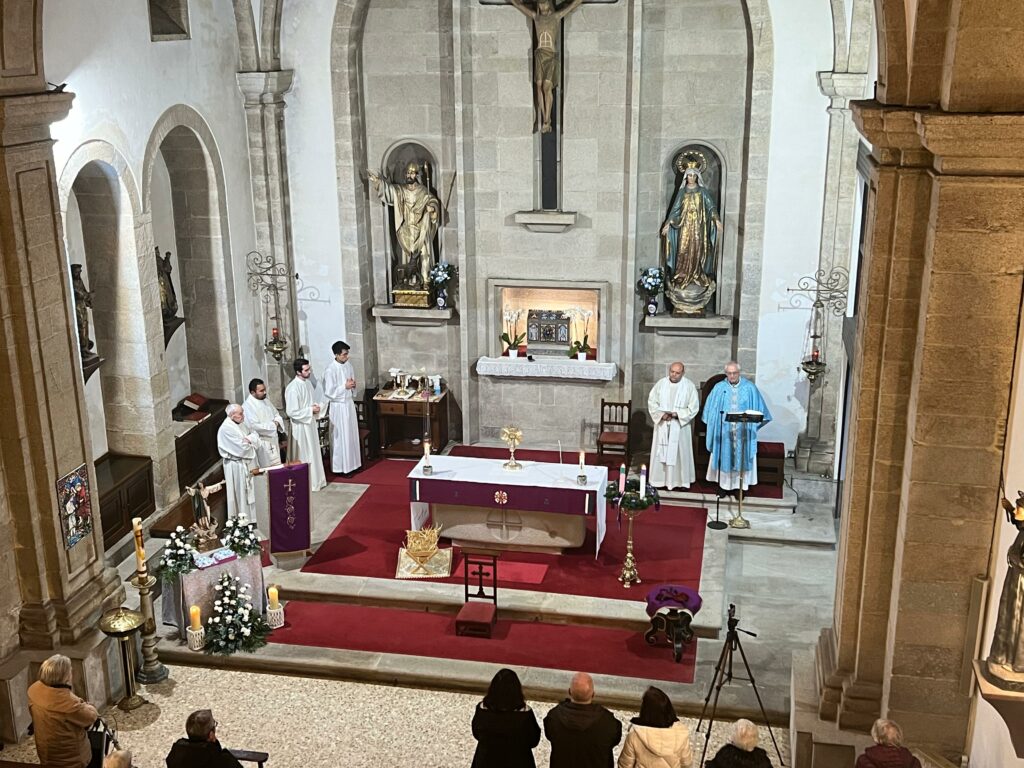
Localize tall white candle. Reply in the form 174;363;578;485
578;450;585;472
639;464;647;497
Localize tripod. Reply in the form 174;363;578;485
697;604;784;766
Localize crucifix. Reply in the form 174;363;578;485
486;0;616;212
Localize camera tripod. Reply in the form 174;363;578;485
697;604;784;766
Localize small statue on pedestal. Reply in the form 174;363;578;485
988;490;1024;684
186;480;225;553
71;264;96;357
156;247;180;322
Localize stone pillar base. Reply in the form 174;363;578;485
795;435;835;476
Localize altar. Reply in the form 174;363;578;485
407;455;608;556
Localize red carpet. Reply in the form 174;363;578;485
449;445;784;500
329;457;416;487
303;483;707;602
270;600;697;684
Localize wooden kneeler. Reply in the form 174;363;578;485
456;548;499;638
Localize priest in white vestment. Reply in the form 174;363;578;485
217;404;259;520
323;340;362;475
647;361;700;490
244;377;285;467
285;357;327;492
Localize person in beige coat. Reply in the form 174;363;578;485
617;687;693;768
27;654;99;768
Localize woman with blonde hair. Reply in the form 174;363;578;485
705;719;772;768
855;719;921;768
617;686;692;768
27;654;99;768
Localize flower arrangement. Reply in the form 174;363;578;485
563;307;594;358
429;261;456;289
221;515;263;558
637;266;665;298
606;477;661;512
159;526;197;582
500;307;526;351
204;574;271;655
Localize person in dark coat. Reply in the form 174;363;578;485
165;709;243;768
472;668;541;768
855;719;922;768
544;671;622;768
705;719;772;768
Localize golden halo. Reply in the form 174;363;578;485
673;149;708;176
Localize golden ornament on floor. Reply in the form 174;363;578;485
500;425;524;471
397;524;452;578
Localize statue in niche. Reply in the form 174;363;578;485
660;151;722;316
367;161;441;298
508;0;584;133
155;246;180;322
70;264;96;356
988;491;1024;684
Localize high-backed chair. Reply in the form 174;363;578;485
455;548;499;638
694;374;726;480
596;398;632;470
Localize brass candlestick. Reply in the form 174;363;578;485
131;570;169;684
98;606;146;710
618;508;643;588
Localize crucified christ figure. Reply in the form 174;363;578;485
508;0;584;133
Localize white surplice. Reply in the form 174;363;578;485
244;393;284;467
217;418;258;521
647;375;700;490
285;376;327;492
322;359;362;474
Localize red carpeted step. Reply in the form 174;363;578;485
269;600;697;684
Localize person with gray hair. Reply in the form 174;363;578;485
544;672;622;767
216;402;258;521
855;719;922;768
165;709;243;768
705;719;772;767
102;749;132;768
27;653;99;768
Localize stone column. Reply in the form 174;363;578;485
237;70;299;403
795;71;869;476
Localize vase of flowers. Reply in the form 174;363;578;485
501;308;525;357
430;261;456;309
563;307;594;361
159;526;197;581
204;574;271;655
637;267;665;316
221;514;263;558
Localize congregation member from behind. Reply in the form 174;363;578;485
103;750;132;768
705;719;772;768
617;686;692;768
471;668;541;768
544;671;622;768
26;653;99;768
165;709;243;768
855;719;922;768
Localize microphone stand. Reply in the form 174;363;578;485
707;410;728;531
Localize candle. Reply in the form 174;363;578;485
132;518;146;572
424;439;431;456
268;586;280;610
271;327;280;339
579;450;585;472
189;605;201;631
639;464;647;497
811;348;820;362
618;464;626;494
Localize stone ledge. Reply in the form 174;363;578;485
513;210;578;233
476;355;617;381
641;314;733;337
371;306;455;326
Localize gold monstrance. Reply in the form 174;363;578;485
500;425;523;471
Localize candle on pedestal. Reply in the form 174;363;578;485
189;605;202;631
132;517;146;573
268;586;280;610
618;464;626;494
639;464;647;497
579;450;585;472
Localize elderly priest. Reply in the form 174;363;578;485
285;357;327;492
217;404;259;519
702;361;772;491
647;361;700;490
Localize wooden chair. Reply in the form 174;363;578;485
455;548;499;638
596;399;632;470
355;399;373;465
694;374;725;481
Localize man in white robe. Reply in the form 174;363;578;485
217;404;258;520
285;357;327;492
323;340;362;476
647;361;700;490
244;377;285;467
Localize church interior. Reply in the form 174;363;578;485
2;0;1024;766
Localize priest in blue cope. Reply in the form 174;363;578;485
702;361;772;491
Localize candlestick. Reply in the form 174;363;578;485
268;586;280;610
131;518;146;573
639;464;647;497
618;464;626;494
189;605;201;631
579;450;585;472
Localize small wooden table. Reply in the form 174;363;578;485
374;390;449;458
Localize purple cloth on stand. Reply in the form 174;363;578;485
645;584;702;618
411;478;597;516
269;463;311;554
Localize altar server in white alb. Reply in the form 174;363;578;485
647;361;700;490
323;340;362;477
217;404;259;519
285;357;327;492
244;377;285;467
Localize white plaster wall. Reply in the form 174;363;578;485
280;0;346;377
968;305;1024;768
43;0;259;397
64;193;108;460
150;153;191;404
754;0;834;449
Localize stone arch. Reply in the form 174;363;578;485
141;104;242;401
57;141;180;513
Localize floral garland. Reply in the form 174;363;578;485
221;515;263;558
606;477;661;514
158;526;197;582
205;574;270;655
